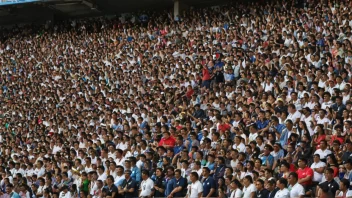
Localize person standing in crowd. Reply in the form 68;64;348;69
201;167;216;198
296;158;313;196
168;169;186;198
288;172;305;198
274;178;289;198
118;170;136;198
317;168;339;198
242;175;256;198
186;172;203;198
255;179;269;198
139;170;154;198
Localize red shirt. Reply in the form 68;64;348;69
296;166;313;186
218;123;231;133
186;89;194;98
202;68;211;81
158;136;176;148
330;135;344;145
289;164;297;172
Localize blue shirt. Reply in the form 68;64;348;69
256;119;269;130
207;162;215;171
174;145;184;155
165;177;176;196
202;176;216;197
172;177;186;197
10;192;21;198
224;73;235;81
131;166;141;183
260;154;274;168
275;124;286;134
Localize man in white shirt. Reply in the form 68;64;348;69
233;136;245;152
310;154;326;183
274;178;290;198
288;172;305;198
59;185;72;198
115;149;125;167
34;160;46;178
97;165;107;181
139;170;154;197
314;140;332;161
186;172;203;198
242;175;256;198
286;104;301;125
114;165;125;186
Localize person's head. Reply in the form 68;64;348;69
285;119;293;130
320;140;328;150
313;154;320;163
297;158;308;168
217;157;225;165
340;179;350;191
166;166;174;177
280;161;290;172
243;175;253;187
276;178;288;190
97;180;103;189
5;183;14;194
202;167;211;177
230;179;242;190
174;169;182;179
324;168;334;181
255;179;264;190
266;178;276;191
190;172;199;183
288;172;298;185
106;175;114;185
263;144;273;156
246;160;254;171
141;170;149;180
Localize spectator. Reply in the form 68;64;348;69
186;172;203;198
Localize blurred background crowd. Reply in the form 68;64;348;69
1;0;352;197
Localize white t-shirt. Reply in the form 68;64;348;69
290;183;305;198
274;188;290;198
249;133;258;143
233;143;246;152
286;111;302;123
242;184;256;198
336;190;352;197
314;149;332;160
230;188;243;198
310;161;326;182
59;191;72;198
139;178;154;197
189;180;203;198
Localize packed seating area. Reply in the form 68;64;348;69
1;0;352;197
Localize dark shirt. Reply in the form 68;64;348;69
103;184;118;197
319;179;339;196
165;176;175;196
331;103;346;117
268;188;279;198
213;165;225;182
255;188;269;198
201;176;216;197
343;151;352;163
172;176;186;197
193;109;206;119
153;176;166;197
120;178;137;198
274;105;288;113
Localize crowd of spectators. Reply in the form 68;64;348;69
2;0;352;197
